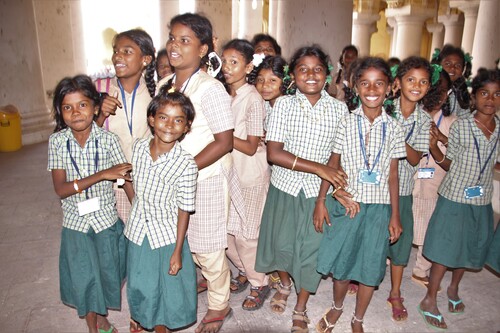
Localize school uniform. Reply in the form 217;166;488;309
486;224;500;273
226;83;270;287
412;111;456;278
423;113;499;269
95;76;152;223
158;70;235;311
388;99;431;265
48;122;126;316
255;90;348;293
126;139;198;330
317;107;406;286
449;90;470;118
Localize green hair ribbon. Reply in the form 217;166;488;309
431;48;441;61
430;64;442;86
326;75;332;85
464;53;473;65
328;64;334;72
390;65;399;79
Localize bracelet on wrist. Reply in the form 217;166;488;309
291;156;298;171
435;154;446;164
73;179;82;193
331;187;342;197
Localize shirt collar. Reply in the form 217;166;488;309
295;89;330;108
63;121;102;144
352;106;391;125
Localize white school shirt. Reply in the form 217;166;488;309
332;107;407;204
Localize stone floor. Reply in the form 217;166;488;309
0;142;499;333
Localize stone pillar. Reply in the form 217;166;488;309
450;0;480;54
268;0;279;37
426;22;444;60
232;0;262;41
387;17;398;58
471;0;500;73
275;0;352;60
386;5;435;59
438;13;464;47
351;12;380;57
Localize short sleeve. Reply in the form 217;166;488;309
408;113;431;153
201;83;234;134
177;158;198;213
47;134;65;171
246;99;265;137
332;116;348;154
390;122;407;159
265;96;288;143
445;121;461;161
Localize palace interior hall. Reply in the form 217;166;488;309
1;0;499;332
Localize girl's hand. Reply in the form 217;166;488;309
388;216;402;243
317;165;348;189
100;92;122;118
169;252;182;275
334;189;360;218
313;199;330;233
100;163;132;181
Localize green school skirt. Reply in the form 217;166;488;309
388;195;414;265
59;220;124;317
486;224;500;273
317;200;391;287
127;237;197;330
423;196;494;269
255;184;324;293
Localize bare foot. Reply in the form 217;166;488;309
419;297;447;329
195;307;232;333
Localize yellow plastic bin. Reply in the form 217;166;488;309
0;105;22;152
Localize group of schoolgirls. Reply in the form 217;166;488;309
47;10;499;333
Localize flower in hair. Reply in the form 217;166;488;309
431;48;441;61
252;53;265;67
430;64;443;86
390;65;399;79
168;86;176;93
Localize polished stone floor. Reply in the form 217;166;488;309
0;142;499;332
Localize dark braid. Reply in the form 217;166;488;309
144;62;156;97
452;76;470;109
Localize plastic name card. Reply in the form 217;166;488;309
464;185;484;199
78;197;100;216
358;169;381;185
417;167;435;179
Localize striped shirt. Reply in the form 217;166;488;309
125;139;198;249
266;89;348;198
47;122;126;233
333;107;407;204
393;99;431;196
439;112;499;205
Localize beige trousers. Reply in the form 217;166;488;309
192;249;231;311
226;234;268;287
412;245;432;278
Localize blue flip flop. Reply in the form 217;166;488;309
417;305;447;331
448;298;465;314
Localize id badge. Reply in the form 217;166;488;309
358;169;381;185
417;167;435;179
77;197;100;216
464;185;484;199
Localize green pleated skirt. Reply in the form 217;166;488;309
127;237;197;330
255;184;324;293
59;220;125;317
423;196;494;269
388;195;414;265
486;224;500;273
317;200;391;287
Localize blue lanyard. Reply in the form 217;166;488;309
117;80;139;136
405;121;416;142
171;68;200;94
67;139;99;199
472;131;498;184
425;112;445;165
358;116;386;174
